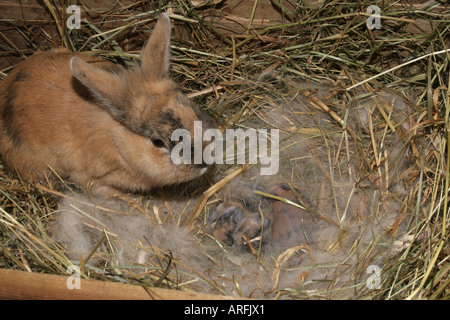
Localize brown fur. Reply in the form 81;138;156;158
0;14;208;196
270;185;316;249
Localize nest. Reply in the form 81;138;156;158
0;0;449;300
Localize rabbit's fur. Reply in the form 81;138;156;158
0;14;209;196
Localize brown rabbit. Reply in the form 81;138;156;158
0;13;208;196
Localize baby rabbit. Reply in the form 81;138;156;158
0;13;209;196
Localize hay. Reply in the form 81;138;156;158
0;0;449;299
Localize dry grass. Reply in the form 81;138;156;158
0;0;449;299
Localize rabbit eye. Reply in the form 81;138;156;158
151;138;165;148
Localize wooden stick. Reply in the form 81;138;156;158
0;268;234;300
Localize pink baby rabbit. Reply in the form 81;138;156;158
0;13;208;196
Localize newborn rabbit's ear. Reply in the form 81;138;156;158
140;13;171;81
70;56;126;120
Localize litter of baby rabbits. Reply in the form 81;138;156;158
43;86;418;299
0;0;449;300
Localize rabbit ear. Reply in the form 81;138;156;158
70;56;126;119
140;13;171;81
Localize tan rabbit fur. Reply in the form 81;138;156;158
0;13;208;196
